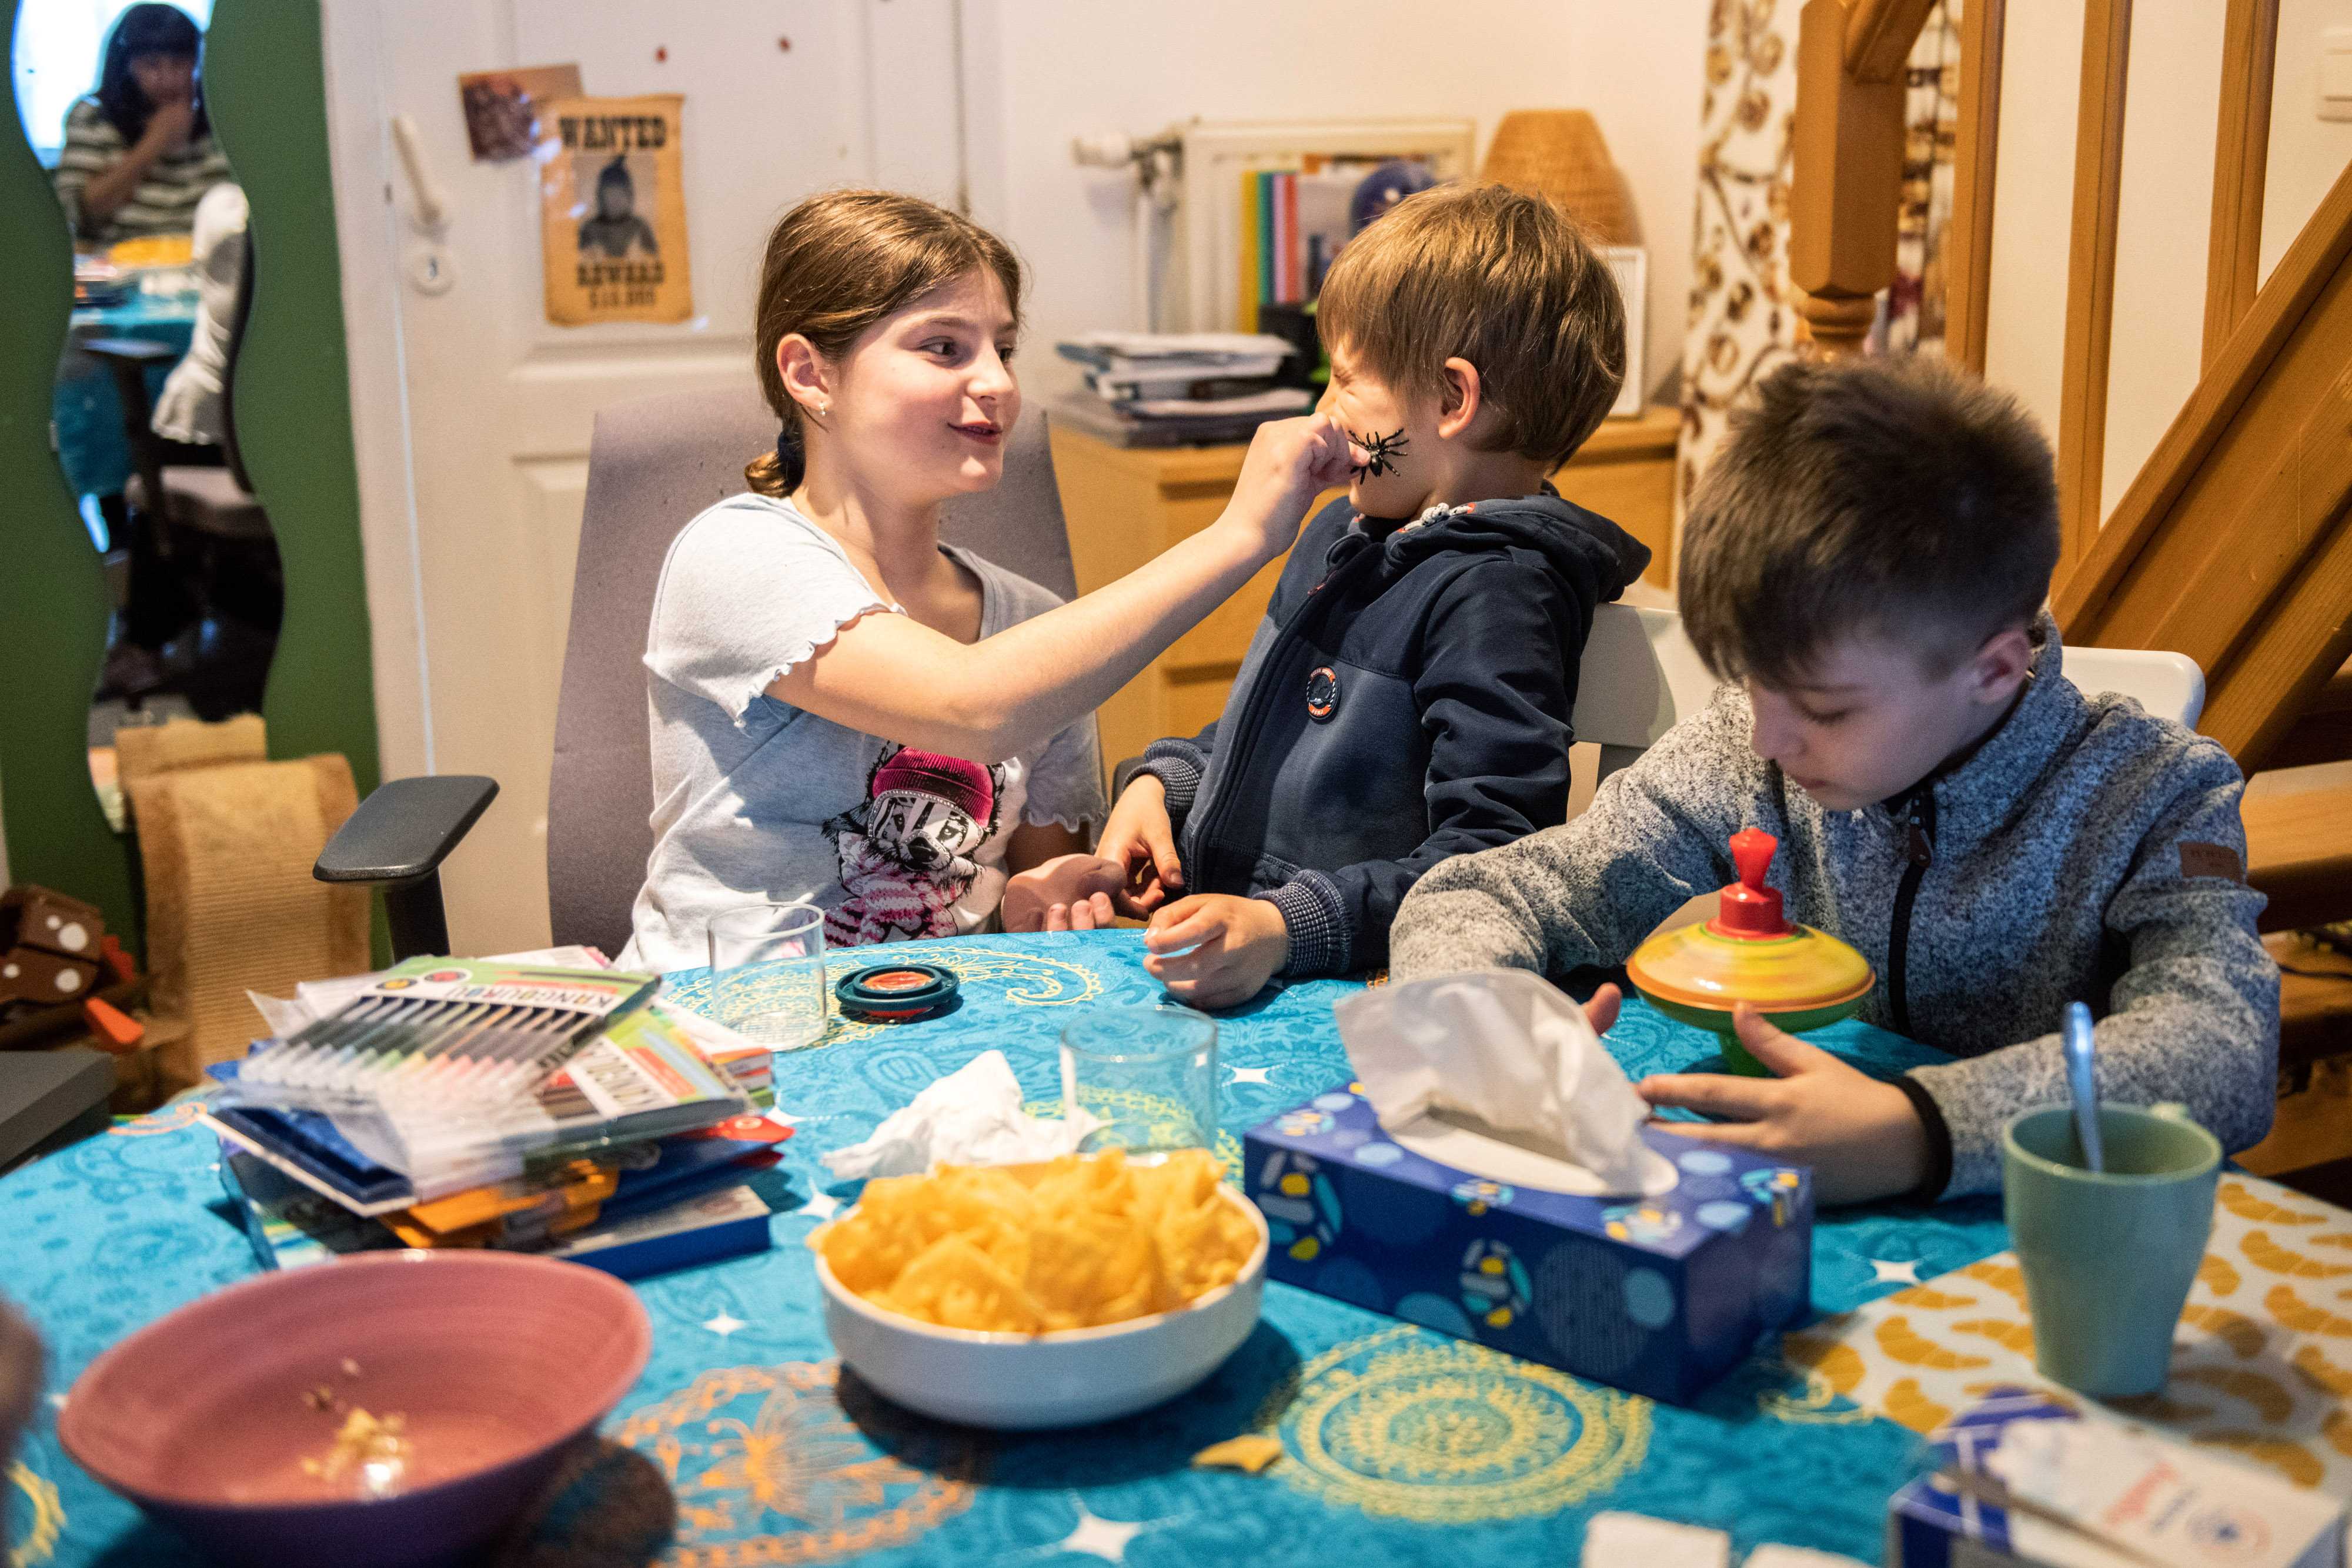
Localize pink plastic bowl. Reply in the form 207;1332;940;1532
59;1249;651;1568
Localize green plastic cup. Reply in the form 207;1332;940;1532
2002;1102;2221;1397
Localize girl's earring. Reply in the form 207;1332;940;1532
818;402;830;417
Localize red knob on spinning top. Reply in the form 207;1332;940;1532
1709;827;1792;939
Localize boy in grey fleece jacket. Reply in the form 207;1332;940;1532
1388;357;2278;1206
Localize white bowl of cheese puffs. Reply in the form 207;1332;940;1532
810;1148;1269;1429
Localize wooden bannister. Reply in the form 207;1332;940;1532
2053;155;2352;773
1788;0;1940;358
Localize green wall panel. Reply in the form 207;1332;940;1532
0;5;133;937
0;0;380;953
202;0;380;787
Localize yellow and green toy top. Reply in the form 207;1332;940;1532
1626;827;1875;1076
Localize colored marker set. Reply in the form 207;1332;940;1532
233;958;658;1113
215;957;698;1197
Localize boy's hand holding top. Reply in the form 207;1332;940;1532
1388;355;2278;1206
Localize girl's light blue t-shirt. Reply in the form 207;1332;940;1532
619;493;1105;974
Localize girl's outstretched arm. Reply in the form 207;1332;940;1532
767;413;1356;762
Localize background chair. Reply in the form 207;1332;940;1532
320;394;1080;961
129;741;370;1091
84;216;281;719
1569;606;2206;793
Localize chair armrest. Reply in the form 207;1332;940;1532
314;775;499;889
82;337;182;367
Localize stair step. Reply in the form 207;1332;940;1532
2244;784;2352;933
2265;658;2352;770
2265;932;2352;1074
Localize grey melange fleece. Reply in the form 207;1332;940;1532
1388;615;2280;1198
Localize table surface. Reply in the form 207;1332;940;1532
4;931;2341;1567
52;292;200;502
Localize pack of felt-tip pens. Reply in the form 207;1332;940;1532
211;956;747;1200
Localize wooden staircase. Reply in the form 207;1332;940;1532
2050;152;2352;961
1789;1;2352;1152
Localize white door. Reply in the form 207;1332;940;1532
320;0;967;955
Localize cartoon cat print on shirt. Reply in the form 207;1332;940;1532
823;745;1005;947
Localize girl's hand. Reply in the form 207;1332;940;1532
1098;775;1181;914
1142;894;1288;1008
1000;854;1125;932
145;98;196;152
1634;1004;1930;1206
1217;414;1361;566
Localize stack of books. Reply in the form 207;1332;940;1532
203;950;788;1280
1053;332;1311;448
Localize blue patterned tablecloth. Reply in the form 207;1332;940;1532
52;295;200;502
3;932;2009;1568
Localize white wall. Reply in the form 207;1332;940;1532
1986;0;2352;525
2101;0;2224;521
2265;0;2352;281
966;0;1710;407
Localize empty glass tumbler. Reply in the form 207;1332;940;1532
1060;1005;1219;1155
706;901;828;1050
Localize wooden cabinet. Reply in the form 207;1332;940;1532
1051;404;1682;774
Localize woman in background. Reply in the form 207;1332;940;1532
53;4;232;245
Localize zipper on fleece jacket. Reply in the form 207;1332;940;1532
1181;541;1385;884
1887;787;1936;1037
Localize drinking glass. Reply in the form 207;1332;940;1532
1060;1006;1218;1155
706;902;827;1050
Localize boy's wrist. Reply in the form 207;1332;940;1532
1256;872;1351;977
1887;1075;1952;1203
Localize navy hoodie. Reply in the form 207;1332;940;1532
1117;490;1650;975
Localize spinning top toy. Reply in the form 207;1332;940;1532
1626;828;1874;1076
834;962;960;1021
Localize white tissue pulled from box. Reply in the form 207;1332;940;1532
820;1050;1101;1180
1980;1416;2346;1568
1335;969;1676;1198
1583;1513;1731;1568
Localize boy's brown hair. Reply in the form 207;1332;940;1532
744;188;1023;495
1316;182;1626;470
1679;355;2060;688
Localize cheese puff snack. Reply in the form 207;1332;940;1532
817;1149;1258;1332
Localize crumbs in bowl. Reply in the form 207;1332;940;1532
301;1408;410;1497
817;1148;1257;1333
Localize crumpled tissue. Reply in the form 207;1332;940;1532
1334;969;1677;1197
820;1049;1101;1180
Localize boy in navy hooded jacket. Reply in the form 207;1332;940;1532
1005;183;1650;1006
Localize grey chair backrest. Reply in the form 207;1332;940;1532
546;387;1078;954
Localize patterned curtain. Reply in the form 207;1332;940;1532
1674;0;1965;544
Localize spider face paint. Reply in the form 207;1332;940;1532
1349;428;1409;479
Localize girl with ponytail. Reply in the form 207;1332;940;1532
620;189;1353;971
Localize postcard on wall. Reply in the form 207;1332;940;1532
537;94;692;327
455;63;582;162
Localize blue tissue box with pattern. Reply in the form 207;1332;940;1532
1243;1082;1813;1403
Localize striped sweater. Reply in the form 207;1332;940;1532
52;98;233;246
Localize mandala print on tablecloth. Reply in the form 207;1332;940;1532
614;1359;986;1566
665;947;1107;1050
1777;1174;2352;1497
9;1460;65;1567
1253;1325;1652;1523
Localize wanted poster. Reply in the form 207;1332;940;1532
537;94;691;326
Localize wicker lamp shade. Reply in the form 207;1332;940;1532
1479;109;1636;246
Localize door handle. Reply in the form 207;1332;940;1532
390;113;451;233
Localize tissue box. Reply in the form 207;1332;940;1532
1888;1386;2347;1568
1244;1082;1812;1403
